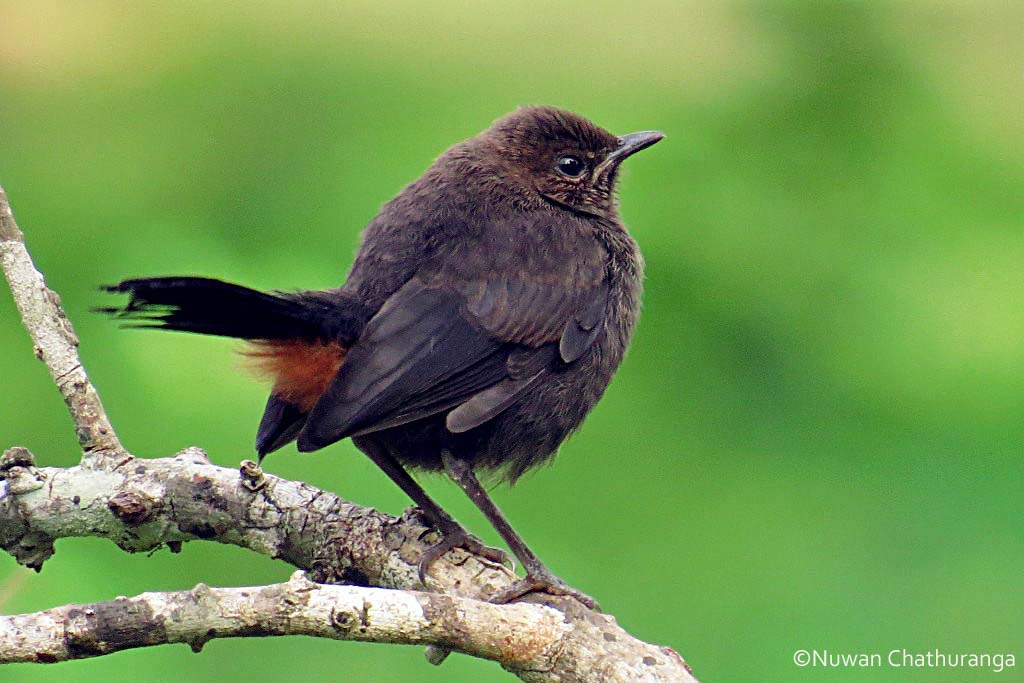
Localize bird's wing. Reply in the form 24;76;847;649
256;393;308;457
297;246;609;450
440;274;610;433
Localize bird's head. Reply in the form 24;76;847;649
477;105;664;218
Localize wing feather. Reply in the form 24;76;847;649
297;228;612;449
298;281;507;449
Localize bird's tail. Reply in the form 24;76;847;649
97;276;336;340
99;276;360;457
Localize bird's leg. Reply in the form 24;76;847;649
354;438;512;584
441;451;600;610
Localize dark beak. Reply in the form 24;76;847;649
597;130;665;174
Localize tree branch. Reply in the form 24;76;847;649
0;185;124;460
0;444;514;598
0;183;698;682
0;572;571;668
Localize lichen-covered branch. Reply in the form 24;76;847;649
0;444;514;599
0;185;124;459
0;446;696;681
0;572;571;669
0;182;698;682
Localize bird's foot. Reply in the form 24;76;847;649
490;567;601;611
418;523;514;585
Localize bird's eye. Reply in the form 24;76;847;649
556;155;587;178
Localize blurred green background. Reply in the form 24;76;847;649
2;1;1023;681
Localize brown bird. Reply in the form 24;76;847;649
101;106;663;607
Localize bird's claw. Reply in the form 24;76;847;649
418;527;514;585
490;570;601;611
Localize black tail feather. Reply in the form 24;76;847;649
99;277;330;341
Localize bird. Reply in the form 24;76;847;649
100;106;663;608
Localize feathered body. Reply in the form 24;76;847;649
103;106;662;605
324;131;644;479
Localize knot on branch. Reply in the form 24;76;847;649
0;447;46;494
174;447;210;464
330;602;369;633
107;490;158;527
0;530;55;572
0;449;55;570
1;447;35;469
239;460;266;491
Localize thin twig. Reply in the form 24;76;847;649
0;185;124;460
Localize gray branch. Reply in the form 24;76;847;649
0;571;573;669
0;183;698;682
0;185;124;459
